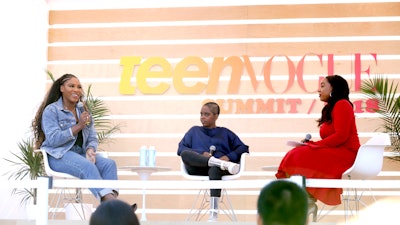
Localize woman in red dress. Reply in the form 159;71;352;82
276;75;360;207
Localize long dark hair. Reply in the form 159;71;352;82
32;74;80;149
317;75;353;127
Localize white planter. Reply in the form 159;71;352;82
26;204;38;220
64;203;93;220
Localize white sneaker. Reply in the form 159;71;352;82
220;161;240;175
207;210;218;222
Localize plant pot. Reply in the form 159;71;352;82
64;203;93;220
26;203;50;220
26;204;38;220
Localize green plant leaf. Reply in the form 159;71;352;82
361;75;400;159
3;138;44;205
84;84;121;146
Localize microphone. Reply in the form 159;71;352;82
77;101;90;126
77;95;87;113
209;145;216;156
77;101;85;113
303;134;312;143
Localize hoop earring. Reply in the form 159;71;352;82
329;92;332;97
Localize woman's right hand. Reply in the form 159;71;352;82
219;155;230;161
78;111;91;128
202;152;212;157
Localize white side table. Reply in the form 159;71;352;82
119;166;171;221
261;165;279;171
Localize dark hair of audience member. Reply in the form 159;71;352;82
257;180;308;225
90;199;140;225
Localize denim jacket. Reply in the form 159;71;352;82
40;97;98;159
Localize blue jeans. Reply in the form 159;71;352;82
48;145;118;201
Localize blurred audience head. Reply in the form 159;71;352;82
257;179;308;225
90;199;140;225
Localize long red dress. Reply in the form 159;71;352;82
276;100;360;205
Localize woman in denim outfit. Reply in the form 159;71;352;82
32;74;126;204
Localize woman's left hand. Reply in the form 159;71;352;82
219;155;230;161
86;148;96;163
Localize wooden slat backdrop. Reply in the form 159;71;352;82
46;1;400;222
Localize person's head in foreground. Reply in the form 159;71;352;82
90;199;140;225
257;180;308;225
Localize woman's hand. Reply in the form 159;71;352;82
202;152;212;157
86;148;96;163
78;111;91;128
219;155;230;161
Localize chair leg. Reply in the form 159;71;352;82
343;187;361;222
219;189;237;221
308;203;318;222
186;189;209;221
316;203;338;222
75;188;82;203
343;187;351;221
50;187;88;220
50;188;65;219
307;197;318;222
65;200;88;220
186;189;237;222
68;188;87;220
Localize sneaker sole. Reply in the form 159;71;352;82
228;164;240;174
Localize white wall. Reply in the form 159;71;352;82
0;0;48;219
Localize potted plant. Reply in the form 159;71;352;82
83;84;121;148
360;74;400;159
4;138;44;219
4;138;44;206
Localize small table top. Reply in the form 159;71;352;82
119;166;171;173
261;165;279;171
119;166;171;181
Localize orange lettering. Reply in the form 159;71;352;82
174;56;208;94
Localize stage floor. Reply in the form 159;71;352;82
0;220;339;225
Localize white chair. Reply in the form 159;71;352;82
181;153;248;221
341;133;391;220
35;149;89;220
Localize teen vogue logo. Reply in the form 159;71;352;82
118;53;378;114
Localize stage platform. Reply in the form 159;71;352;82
0;220;338;225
